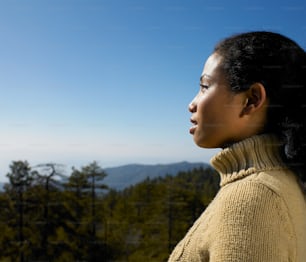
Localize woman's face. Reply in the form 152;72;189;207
189;53;250;148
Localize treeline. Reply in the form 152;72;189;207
0;160;219;262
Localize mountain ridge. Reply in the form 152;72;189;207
103;161;209;190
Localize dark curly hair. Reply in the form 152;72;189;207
214;31;306;183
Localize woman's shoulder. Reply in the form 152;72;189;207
215;169;306;230
220;168;304;203
217;177;283;212
253;168;305;203
213;169;306;260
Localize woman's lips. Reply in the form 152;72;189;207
189;118;197;134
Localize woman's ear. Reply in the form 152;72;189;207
241;83;267;116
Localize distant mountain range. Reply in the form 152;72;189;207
0;161;209;191
103;161;209;190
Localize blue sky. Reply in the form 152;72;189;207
0;0;306;180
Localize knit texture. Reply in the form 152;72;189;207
168;134;306;262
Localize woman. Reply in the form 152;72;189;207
168;31;306;261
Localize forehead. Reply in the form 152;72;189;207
201;53;223;82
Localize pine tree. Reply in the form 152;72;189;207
6;161;36;262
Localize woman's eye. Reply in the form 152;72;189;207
200;84;209;91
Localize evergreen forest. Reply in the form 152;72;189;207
0;160;220;262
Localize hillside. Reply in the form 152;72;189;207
0;162;218;261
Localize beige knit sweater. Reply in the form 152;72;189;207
168;135;306;262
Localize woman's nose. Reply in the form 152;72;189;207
188;98;197;113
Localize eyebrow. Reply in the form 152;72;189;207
200;74;212;82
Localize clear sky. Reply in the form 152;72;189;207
0;0;306;180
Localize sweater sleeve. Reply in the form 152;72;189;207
209;180;295;262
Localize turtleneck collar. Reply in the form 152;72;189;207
210;134;287;187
